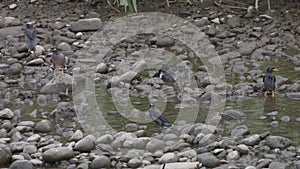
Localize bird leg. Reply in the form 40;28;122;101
271;91;275;98
264;91;267;97
53;67;56;78
61;68;64;76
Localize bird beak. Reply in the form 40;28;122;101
272;68;278;72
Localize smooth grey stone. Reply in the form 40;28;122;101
42;147;74;163
74;135;95;152
70;18;102;32
34;120;51;133
40;74;73;94
0;108;14;119
145;139;165;152
0;144;12;166
127;158;142;168
9;160;33;169
197;152;220;168
158;152;178;164
266;136;292;149
91;156;111;169
241;134;260;146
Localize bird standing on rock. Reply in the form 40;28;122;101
148;103;172;127
263;67;278;97
48;47;66;78
24;23;37;60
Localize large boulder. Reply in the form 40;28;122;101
70;18;102;32
9;160;32;169
0;26;22;40
40;74;73;94
0;144;12;166
42;147;74;163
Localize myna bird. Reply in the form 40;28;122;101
24;23;37;59
153;69;175;83
148;103;172;127
263;67;278;97
48;48;66;78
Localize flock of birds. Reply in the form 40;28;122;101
24;23;66;78
23;23;278;128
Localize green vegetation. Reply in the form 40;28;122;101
107;0;137;13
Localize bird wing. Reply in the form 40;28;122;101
149;105;171;127
25;28;37;39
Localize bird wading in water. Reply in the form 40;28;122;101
263;67;278;97
48;48;66;78
24;23;37;60
148;103;172;127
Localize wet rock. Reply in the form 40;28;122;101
280;116;290;122
9;160;33;169
0;144;12;166
0;108;14;119
36;94;47;106
70;18;102;32
197;152;220;168
40;74;73;94
34;120;51;133
241;134;260;146
42;147;74;163
127;158;142;168
222;109;246;122
125;123;138;130
8;63;23;75
91;156;111;169
74;135;96;152
155;37;175;47
145;139;165;152
286;92;300;100
271;121;279;127
266;136;292;149
158;152;178;163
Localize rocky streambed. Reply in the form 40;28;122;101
0;0;300;168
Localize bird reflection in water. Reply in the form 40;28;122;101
263;96;276;115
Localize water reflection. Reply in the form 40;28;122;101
263;96;276;114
